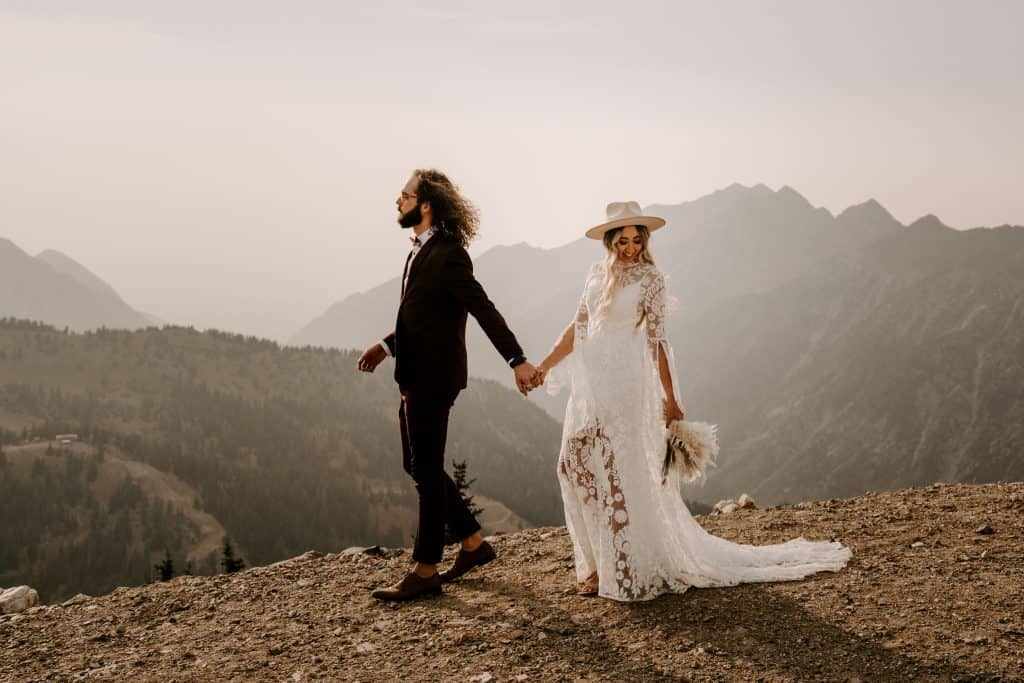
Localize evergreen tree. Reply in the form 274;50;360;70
220;537;245;574
452;460;484;518
446;460;485;543
153;549;175;581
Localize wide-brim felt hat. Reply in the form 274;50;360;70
585;201;666;240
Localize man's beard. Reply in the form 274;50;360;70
398;203;422;229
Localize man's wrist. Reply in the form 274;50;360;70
508;354;528;368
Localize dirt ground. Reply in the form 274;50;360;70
2;482;1022;682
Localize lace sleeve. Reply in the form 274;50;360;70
574;262;601;341
547;263;600;397
640;267;667;357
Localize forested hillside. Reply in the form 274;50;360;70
0;320;562;602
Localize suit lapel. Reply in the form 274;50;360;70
400;251;414;300
401;237;440;303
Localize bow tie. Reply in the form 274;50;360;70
410;235;421;246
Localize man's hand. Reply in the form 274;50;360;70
513;361;541;395
357;343;387;373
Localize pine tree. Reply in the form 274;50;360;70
446;460;485;543
452;460;484;518
220;537;245;574
154;549;175;581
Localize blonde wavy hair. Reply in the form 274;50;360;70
592;225;655;329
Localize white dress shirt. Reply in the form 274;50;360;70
381;227;436;357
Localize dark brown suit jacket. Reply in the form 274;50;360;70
383;234;523;395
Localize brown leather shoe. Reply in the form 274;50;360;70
371;571;442;601
440;540;496;583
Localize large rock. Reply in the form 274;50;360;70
0;586;40;614
712;494;757;515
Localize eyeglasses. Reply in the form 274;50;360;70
400;192;417;201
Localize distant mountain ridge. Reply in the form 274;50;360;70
676;217;1024;504
34;249;122;299
0;239;151;331
289;183;1024;507
289;183;903;406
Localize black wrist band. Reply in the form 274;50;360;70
508;355;528;368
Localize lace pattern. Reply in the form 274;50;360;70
553;260;852;601
559;420;642;600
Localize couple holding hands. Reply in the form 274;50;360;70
358;168;850;602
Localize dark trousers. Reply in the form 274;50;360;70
399;390;481;564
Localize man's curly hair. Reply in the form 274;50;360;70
414;168;480;247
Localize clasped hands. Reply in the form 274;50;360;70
514;362;545;396
357;343;547;398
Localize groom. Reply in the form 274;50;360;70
357;168;541;601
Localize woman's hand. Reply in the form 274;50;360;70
536;361;549;386
662;398;685;426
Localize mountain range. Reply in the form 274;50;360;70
0;240;152;331
289;184;904;400
6;182;1022;527
289;184;1024;505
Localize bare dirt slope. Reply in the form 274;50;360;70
2;443;228;569
2;482;1022;682
112;453;228;565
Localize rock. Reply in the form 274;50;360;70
975;524;994;535
340;546;384;558
713;494;756;514
910;541;925;548
0;586;40;615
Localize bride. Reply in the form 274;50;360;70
536;201;851;601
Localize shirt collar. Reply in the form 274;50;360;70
411;226;437;247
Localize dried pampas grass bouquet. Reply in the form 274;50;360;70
662;420;719;485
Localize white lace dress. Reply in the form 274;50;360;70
549;261;852;601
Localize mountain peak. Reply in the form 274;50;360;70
35;248;73;263
908;214;951;231
718;182;772;198
776;184;813;208
838;198;898;225
35;249;122;299
0;238;150;331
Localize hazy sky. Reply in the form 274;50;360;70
2;1;1022;340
